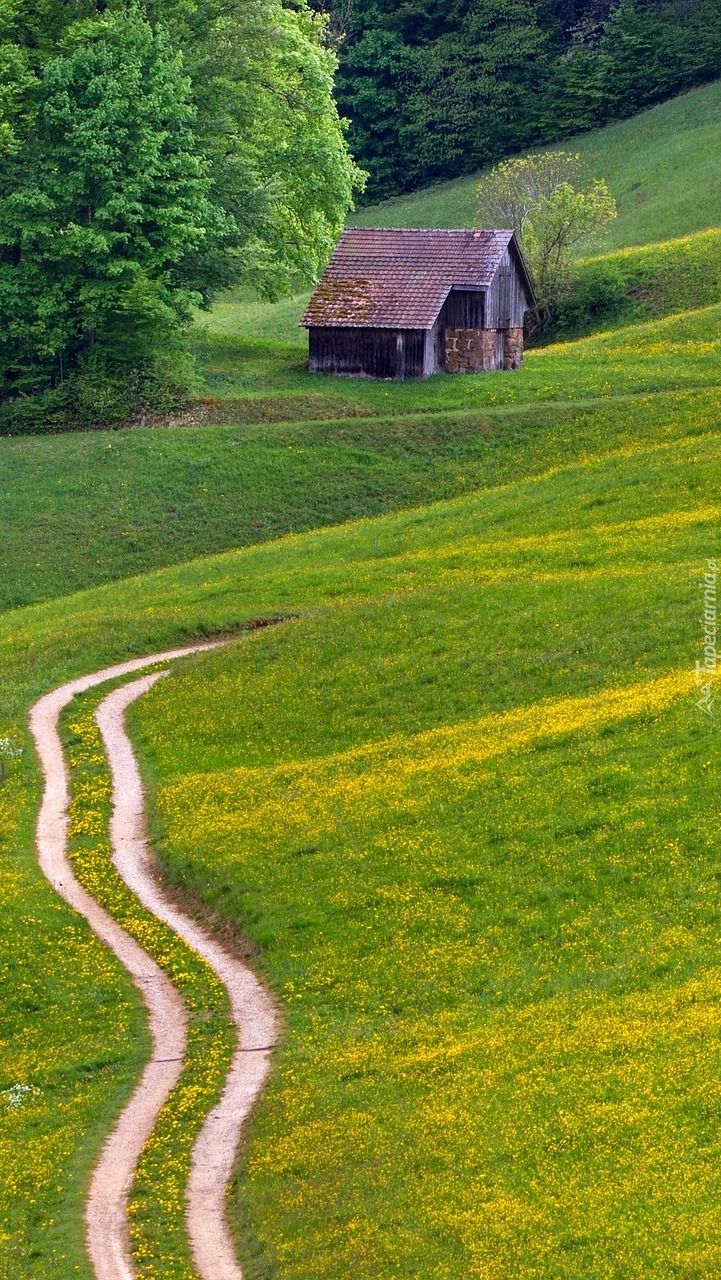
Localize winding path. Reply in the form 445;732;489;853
30;646;276;1280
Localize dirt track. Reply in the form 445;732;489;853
30;646;276;1280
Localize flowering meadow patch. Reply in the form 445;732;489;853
137;673;721;1278
131;445;718;1277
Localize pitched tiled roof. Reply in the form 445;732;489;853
300;228;527;330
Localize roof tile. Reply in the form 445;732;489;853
300;228;518;330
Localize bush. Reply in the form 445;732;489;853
545;229;721;342
0;343;198;435
553;258;632;335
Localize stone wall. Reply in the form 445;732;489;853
444;328;497;373
503;328;524;370
444;327;524;373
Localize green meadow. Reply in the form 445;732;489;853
0;76;720;1280
1;377;718;1274
134;456;719;1279
2;302;720;611
2;78;720;617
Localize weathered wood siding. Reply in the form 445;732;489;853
437;288;486;330
308;327;425;378
486;248;529;329
430;289;486;373
423;328;438;376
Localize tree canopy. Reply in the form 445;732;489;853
476;151;617;325
0;0;363;424
334;0;721;199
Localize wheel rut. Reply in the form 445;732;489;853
30;645;276;1280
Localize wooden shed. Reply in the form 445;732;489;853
300;227;535;379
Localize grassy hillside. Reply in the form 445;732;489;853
194;80;721;361
133;449;719;1279
1;83;719;617
551;228;721;339
353;78;721;253
1;357;717;1274
2;303;720;611
195;76;721;354
2;79;720;1280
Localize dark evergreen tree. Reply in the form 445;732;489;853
597;0;664;118
599;0;721;121
403;0;554;185
333;31;413;201
333;0;721;200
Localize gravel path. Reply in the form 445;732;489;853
30;646;276;1280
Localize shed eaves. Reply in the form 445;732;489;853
300;228;517;330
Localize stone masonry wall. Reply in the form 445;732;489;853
444;328;497;373
445;327;524;373
503;328;524;370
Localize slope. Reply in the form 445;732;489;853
2;302;720;611
1;330;718;1275
2;82;719;615
198;78;721;371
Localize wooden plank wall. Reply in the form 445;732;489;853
438;289;486;329
308;327;426;378
486;249;528;329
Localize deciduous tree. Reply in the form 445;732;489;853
0;0;363;424
476;151;616;326
0;5;230;419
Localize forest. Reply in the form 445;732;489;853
333;0;721;197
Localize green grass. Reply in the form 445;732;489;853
551;229;721;340
0;767;149;1279
2;82;721;1277
123;433;719;1278
189;82;721;369
196;292;311;344
2;79;719;620
3;302;721;611
352;78;721;253
188;79;721;394
0;310;718;1272
193;227;721;374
